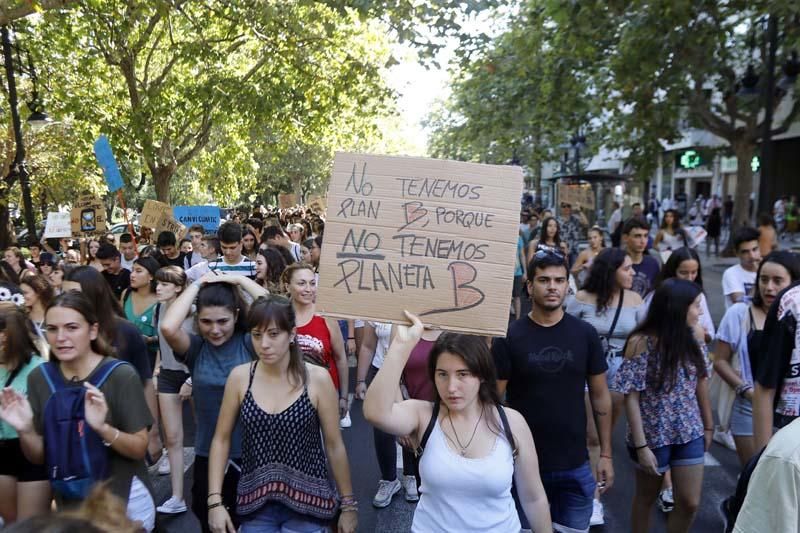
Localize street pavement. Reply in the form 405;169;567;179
154;240;787;532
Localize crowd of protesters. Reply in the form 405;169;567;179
0;195;799;533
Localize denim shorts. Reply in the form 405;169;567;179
627;436;704;474
240;502;329;533
730;396;753;437
515;461;595;532
606;355;624;385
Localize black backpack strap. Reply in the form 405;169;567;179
415;399;440;458
497;405;517;460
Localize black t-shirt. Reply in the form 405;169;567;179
163;252;187;268
103;269;131;299
492;313;607;472
113;318;153;382
756;282;800;419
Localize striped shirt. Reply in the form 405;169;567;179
185;256;257;282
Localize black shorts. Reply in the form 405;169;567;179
0;439;48;481
512;275;523;298
157;368;191;394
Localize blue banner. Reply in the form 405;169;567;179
93;135;125;193
172;206;221;233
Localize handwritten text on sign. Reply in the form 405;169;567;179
315;152;522;336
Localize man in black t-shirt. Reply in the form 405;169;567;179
95;242;131;299
753;281;800;451
493;249;614;532
157;230;187;268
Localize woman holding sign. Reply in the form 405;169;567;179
364;312;552;533
282;264;349;426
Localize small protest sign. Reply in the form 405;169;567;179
155;213;187;240
70;195;107;237
93;135;125;193
278;194;297;209
43;212;72;238
173;206;220;234
558;183;595;210
140;200;172;228
315;152;523;337
308;196;327;214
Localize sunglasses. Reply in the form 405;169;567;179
534;249;565;261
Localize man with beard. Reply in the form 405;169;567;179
493;249;614;533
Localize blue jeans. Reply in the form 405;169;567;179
626;436;705;474
239;502;328;533
514;461;595;533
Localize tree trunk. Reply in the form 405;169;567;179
0;202;10;250
732;140;755;228
153;165;174;204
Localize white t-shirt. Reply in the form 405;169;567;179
367;321;393;369
120;255;137;271
185;256;256;282
722;264;757;309
608;208;622;233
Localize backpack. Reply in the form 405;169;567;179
40;359;127;500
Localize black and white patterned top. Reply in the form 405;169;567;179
236;362;338;519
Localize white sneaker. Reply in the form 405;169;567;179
590;498;604;526
658;488;675;513
156;495;187;514
402;475;419;502
372;478;402;508
340;411;352;429
713;428;737;451
157;451;171;475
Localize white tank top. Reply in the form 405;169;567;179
411;418;521;533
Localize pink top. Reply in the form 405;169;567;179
403;339;435;401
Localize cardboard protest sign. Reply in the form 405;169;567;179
93;135;125;193
278;194;297;209
140;200;172;228
43;212;72;238
173;206;220;233
308;195;327;214
70;195;107;237
558;183;595;210
315;152;523;337
155;213;187;240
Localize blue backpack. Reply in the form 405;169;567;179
40;359;127;500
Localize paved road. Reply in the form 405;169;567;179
154;244;769;532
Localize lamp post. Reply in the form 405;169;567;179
1;25;51;244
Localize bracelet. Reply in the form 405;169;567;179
185;378;193;387
634;443;648;450
704;427;714;432
341;504;358;513
600;454;612;459
207;501;224;511
102;427;120;447
207;492;222;500
348;337;355;340
356;380;366;384
736;383;753;399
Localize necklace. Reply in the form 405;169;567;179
447;407;484;456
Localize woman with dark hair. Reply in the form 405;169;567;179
303;237;322;271
160;272;267;532
0;260;20;286
208;296;357;533
570;226;606;289
653;209;688;252
567;247;643;524
83;239;103;271
612;279;713;533
122;257;161;371
62;266;159;460
526;217;568;266
241;226;258;261
151;266;191;514
0;291;155;530
364;312;552;532
705;207;722;256
651;247;714;342
36;252;57;279
0;302;49;524
19;273;54;341
254;247;287;296
48;261;68;296
714;251;800;467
